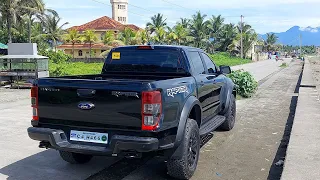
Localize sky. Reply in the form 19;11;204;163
43;0;320;34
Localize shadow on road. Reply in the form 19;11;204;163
267;71;302;180
0;149;118;180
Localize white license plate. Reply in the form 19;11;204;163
70;130;108;144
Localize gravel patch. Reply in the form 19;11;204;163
309;57;320;94
0;88;30;103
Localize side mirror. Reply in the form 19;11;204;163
219;65;231;74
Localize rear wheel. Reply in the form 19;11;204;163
59;151;93;164
220;94;236;131
166;118;200;180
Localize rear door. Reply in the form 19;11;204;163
200;52;224;115
188;51;215;120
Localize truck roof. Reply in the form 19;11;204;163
112;45;204;52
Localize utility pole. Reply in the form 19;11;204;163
240;15;244;59
299;34;302;55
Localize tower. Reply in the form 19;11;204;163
110;0;128;24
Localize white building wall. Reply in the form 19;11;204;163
110;0;128;24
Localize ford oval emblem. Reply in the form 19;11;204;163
78;102;95;110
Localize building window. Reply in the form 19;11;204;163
118;4;120;9
124;17;126;22
118;17;120;21
78;50;83;57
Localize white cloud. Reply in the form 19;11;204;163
299;27;319;33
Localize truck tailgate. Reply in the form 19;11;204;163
37;78;150;129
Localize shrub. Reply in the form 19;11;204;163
228;70;258;98
40;50;72;64
209;52;251;67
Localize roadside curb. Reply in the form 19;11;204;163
281;59;320;180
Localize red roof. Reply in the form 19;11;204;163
124;24;142;31
57;43;110;49
68;16;141;31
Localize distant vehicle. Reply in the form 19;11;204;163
27;45;237;179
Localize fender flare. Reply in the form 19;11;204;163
220;79;235;114
171;96;201;159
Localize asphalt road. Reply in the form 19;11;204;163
0;59;301;180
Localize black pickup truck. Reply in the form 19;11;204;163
28;45;236;179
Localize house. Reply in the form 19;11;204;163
57;0;141;59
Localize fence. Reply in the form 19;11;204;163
69;58;105;63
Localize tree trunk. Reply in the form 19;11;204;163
72;42;75;59
89;42;92;62
7;15;12;43
28;14;32;43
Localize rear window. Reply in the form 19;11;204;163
103;48;188;73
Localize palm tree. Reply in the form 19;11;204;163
216;23;237;52
118;27;137;45
153;27;167;44
40;14;69;51
64;29;81;59
135;30;148;45
179;18;190;29
189;11;209;48
82;29;98;59
166;27;177;44
207;15;224;39
265;33;278;51
0;0;45;43
173;23;190;45
146;13;167;34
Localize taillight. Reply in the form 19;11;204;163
31;86;39;121
141;91;162;131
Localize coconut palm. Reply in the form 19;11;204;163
135;30;149;45
64;29;81;59
189;11;209;48
166;27;178;44
265;33;278;51
146;13;167;34
82;29;98;59
0;0;45;43
173;23;190;45
216;23;237;52
153;27;167;44
118;27;137;45
40;14;69;51
179;18;190;29
207;15;224;39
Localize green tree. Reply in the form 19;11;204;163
153;27;167;44
207;15;224;39
135;29;149;45
189;12;209;48
146;13;167;34
40;14;69;51
118;27;137;45
216;23;237;52
82;29;98;59
64;29;81;59
173;23;190;45
265;33;278;51
179;18;190;29
0;0;45;43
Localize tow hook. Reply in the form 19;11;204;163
39;141;51;149
124;151;142;159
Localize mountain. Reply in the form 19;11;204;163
260;26;320;46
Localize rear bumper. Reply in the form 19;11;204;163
27;127;160;156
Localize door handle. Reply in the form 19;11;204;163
77;89;96;98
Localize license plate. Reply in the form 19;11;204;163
70;130;108;144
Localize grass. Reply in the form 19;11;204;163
50;62;103;76
48;52;252;76
210;52;252;67
279;63;288;68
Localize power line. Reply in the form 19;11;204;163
159;0;196;11
91;0;149;18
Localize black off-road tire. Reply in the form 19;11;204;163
220;94;236;131
167;118;200;180
59;151;93;164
